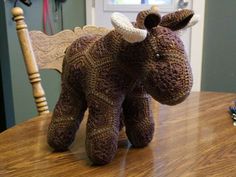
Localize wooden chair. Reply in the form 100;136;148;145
11;7;110;115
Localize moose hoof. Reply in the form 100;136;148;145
47;122;78;151
86;131;118;165
126;122;154;148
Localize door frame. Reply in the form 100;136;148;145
86;0;205;91
189;1;205;91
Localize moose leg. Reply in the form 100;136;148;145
86;95;122;165
123;87;154;148
47;82;87;151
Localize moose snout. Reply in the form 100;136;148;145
144;63;193;106
147;85;191;106
155;91;191;106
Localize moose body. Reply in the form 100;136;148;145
47;8;199;165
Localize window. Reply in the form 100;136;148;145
104;0;175;12
108;0;172;5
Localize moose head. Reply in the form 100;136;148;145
111;7;199;105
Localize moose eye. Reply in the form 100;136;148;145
156;53;161;59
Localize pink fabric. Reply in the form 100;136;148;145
43;0;54;34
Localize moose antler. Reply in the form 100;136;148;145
111;12;147;43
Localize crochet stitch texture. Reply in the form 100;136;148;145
47;8;198;165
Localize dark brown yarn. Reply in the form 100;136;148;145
160;9;194;31
136;9;161;30
47;9;194;165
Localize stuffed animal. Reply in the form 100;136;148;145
47;7;199;165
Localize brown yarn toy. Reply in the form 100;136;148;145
47;8;199;165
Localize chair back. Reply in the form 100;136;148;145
11;7;109;115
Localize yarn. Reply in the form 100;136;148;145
47;8;198;165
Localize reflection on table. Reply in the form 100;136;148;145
1;92;236;177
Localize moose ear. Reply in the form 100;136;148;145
160;9;199;31
136;8;161;30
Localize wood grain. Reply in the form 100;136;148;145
1;92;236;177
11;7;49;115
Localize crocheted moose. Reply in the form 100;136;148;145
47;7;199;165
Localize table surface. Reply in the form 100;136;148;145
1;92;236;177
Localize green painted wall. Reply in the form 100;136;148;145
0;0;15;128
1;0;85;125
201;0;236;92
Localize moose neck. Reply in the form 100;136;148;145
104;30;146;57
102;30;148;80
117;37;148;80
102;30;129;55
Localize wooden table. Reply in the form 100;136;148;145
1;92;236;177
